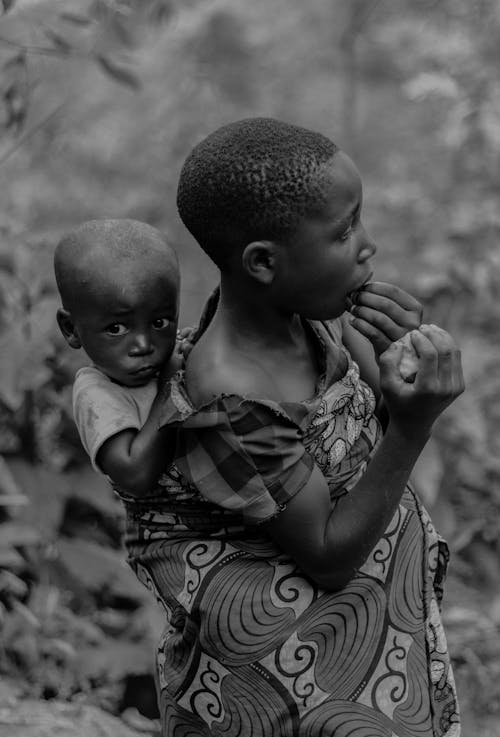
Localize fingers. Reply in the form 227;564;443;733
176;325;196;358
349;315;393;355
177;326;195;340
350;303;409;344
357;282;423;313
351;293;419;330
407;326;464;401
349;282;423;346
380;324;464;397
416;324;464;396
408;329;438;386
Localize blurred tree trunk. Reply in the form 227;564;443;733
450;0;497;188
338;0;379;155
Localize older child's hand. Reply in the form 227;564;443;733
349;281;423;358
379;324;464;436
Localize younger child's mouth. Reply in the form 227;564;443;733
133;365;158;377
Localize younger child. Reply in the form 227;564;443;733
54;218;183;496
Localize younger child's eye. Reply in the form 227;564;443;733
105;323;127;336
152;317;170;330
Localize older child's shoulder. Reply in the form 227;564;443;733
184;339;279;407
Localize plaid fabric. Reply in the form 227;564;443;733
157;301;349;524
157;305;369;524
160;382;317;524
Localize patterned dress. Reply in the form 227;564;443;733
119;317;460;737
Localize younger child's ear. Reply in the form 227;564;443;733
241;241;276;285
56;308;82;349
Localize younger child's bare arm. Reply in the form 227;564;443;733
96;394;175;496
96;335;193;496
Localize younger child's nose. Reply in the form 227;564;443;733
129;334;153;356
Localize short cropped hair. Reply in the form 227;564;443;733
176;117;339;268
54;219;177;311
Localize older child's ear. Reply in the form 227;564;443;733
56;308;82;349
241;241;276;285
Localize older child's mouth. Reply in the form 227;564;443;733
346;275;373;309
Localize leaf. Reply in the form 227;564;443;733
0;522;40;548
42;637;77;662
2;52;26;71
11;599;41;629
95;54;141;90
0;569;28;599
59;11;92;27
0;324;27;410
0;455;23;498
44;30;72;54
0;546;24;571
1;0;16;14
404;72;459;101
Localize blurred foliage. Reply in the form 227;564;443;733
1;0;500;733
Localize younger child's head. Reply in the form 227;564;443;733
54;219;180;387
176;117;375;320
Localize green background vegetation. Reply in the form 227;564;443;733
1;1;500;734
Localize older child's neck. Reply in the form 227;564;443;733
217;277;303;348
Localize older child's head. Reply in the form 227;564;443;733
177;117;376;319
54;219;179;387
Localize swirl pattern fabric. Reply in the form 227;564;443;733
122;319;460;737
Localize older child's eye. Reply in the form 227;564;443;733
339;208;360;242
340;225;353;242
152;317;170;330
105;323;127;336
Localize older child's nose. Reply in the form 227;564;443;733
358;228;377;261
129;333;153;356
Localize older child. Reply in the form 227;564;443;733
126;119;463;736
54;218;183;496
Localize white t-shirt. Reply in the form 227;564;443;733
73;365;156;473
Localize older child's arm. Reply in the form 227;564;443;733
340;314;380;398
264;325;464;591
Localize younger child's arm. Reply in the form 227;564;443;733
96;387;174;497
97;338;190;496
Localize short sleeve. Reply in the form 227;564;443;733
73;367;150;472
171;396;315;524
321;318;343;345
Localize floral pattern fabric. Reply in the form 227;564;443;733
120;318;460;737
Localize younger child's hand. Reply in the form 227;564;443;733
158;327;197;385
177;326;197;360
379;324;464;436
349;281;423;357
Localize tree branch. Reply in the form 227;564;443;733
0;34;85;59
